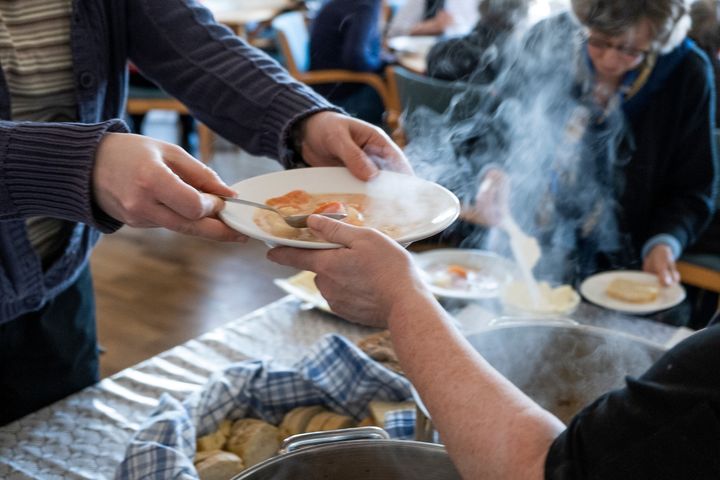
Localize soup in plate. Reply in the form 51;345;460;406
253;190;408;242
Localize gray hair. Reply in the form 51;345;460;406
570;0;691;52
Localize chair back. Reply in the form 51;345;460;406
272;11;310;75
388;66;469;118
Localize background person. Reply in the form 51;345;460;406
434;0;717;295
309;0;390;125
386;0;481;38
268;214;720;480
0;0;410;425
426;0;530;82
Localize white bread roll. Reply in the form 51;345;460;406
225;418;280;468
195;451;244;480
279;405;326;439
196;419;233;452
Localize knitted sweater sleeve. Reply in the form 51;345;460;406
0;119;129;233
125;0;340;167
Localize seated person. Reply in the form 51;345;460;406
268;214;720;480
426;0;529;82
386;0;480;38
428;0;717;294
309;0;389;125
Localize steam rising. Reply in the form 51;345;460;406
406;10;633;284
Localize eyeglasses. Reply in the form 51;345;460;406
585;35;651;63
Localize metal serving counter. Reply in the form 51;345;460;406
0;296;690;479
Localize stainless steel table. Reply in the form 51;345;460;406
0;297;374;480
0;296;690;479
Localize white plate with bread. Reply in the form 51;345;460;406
579;270;685;314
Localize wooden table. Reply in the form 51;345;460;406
204;0;292;36
387;35;440;74
0;296;690;479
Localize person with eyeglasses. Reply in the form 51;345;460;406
440;0;716;318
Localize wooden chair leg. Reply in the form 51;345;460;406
197;123;214;164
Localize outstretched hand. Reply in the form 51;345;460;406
643;244;680;286
267;215;428;327
93;133;247;242
296;112;413;180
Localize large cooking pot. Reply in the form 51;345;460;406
232;427;461;480
416;320;667;435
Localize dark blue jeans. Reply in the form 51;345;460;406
0;266;98;425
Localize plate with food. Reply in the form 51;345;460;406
414;249;516;299
579;270;686;314
501;280;581;316
219;167;460;249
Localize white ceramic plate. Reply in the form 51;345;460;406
387;35;438;55
219;167;460;249
580;270;686;314
414;249;516;299
273;271;332;313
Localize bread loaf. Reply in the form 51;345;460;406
279;405;326;439
194;451;244;480
225;418;280;468
304;411;355;432
606;278;659;303
357;330;403;374
196;419;233;451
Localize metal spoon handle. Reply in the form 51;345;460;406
219;196;277;213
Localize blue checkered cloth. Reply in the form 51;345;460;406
115;334;418;479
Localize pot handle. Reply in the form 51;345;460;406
280;426;390;454
488;316;579;327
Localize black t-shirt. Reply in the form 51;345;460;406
545;324;720;479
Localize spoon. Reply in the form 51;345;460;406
500;214;544;307
219;195;347;228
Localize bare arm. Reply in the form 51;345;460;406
268;216;564;479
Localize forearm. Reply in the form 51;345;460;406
127;0;337;164
0;119;127;232
388;291;564;479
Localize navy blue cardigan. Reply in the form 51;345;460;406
0;0;334;324
309;0;385;98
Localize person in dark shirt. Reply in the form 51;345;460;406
687;0;720;256
426;0;529;83
309;0;388;125
268;214;720;480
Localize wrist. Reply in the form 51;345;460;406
641;234;681;260
386;280;439;329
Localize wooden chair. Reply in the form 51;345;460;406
676;128;720;309
126;86;215;164
271;11;395;130
677;255;720;294
385;65;469;146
